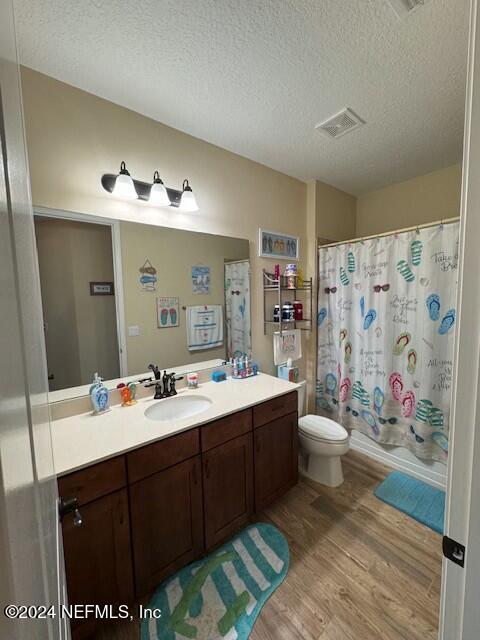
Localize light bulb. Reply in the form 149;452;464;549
179;179;199;212
111;162;137;200
149;171;171;206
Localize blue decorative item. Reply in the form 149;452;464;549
212;370;227;382
426;293;441;321
363;308;377;330
373;386;384;415
142;523;289;640
90;373;110;414
317;307;327;326
439;309;455;335
374;471;445;534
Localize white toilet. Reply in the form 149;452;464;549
296;381;350;487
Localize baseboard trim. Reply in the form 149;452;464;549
349;435;447;490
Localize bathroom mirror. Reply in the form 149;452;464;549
34;212;250;399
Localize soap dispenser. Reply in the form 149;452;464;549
90;372;110;414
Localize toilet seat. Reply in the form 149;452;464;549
298;414;348;443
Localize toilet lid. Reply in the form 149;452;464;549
298;414;348;442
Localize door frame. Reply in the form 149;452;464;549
439;0;480;637
33;206;128;378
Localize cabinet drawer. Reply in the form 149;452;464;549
201;409;252;452
127;428;200;484
253;391;298;428
58;456;126;506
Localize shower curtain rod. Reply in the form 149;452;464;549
318;216;460;250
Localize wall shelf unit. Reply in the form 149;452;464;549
263;270;313;335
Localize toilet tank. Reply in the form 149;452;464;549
297;380;307;417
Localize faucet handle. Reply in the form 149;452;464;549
169;373;178;396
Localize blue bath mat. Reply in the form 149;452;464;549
142;523;289;640
374;471;445;534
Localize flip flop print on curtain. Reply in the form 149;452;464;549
347;251;356;273
389;372;404;401
339;377;352;402
426;294;441;321
317;307;327;326
325;373;337;397
397;259;415;283
373;386;385;415
410;239;423;266
340;267;350;286
363;308;376;330
400;390;416;418
360;296;365;319
344;341;352;364
407;349;417;374
352;380;370;406
439;309;456;335
361;410;380;436
393;332;411;356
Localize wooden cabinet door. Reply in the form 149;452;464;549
203;432;254;550
61;488;133;638
254;411;298;511
129;455;204;597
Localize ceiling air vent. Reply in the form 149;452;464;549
388;0;425;17
315;108;365;140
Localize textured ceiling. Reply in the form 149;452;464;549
14;0;469;194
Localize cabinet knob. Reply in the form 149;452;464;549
73;509;83;527
59;497;83;527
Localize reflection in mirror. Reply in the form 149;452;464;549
34;211;250;398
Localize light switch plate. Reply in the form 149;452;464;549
128;325;140;337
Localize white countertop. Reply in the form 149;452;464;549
48;359;226;403
52;373;300;477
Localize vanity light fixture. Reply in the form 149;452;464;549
101;165;199;211
111;161;138;200
179;179;199;212
148;171;171;206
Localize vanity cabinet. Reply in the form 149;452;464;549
59;459;134;639
203;432;254;549
58;390;298;638
253;406;298;511
129;456;204;596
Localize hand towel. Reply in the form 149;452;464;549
187;305;224;351
273;329;302;365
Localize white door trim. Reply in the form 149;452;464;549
33;206;128;377
439;0;480;637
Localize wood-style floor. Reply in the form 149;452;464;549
97;450;442;640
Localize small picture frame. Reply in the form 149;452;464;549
157;297;180;328
89;281;114;296
259;229;299;260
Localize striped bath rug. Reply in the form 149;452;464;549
142;523;289;640
374;471;445;534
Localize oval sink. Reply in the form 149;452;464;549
144;395;212;422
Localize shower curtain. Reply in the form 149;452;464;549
316;222;459;462
225;260;252;359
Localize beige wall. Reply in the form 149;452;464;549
21;67;307;377
120;221;248;374
315;180;357;243
34;217;119;389
356;164;462;236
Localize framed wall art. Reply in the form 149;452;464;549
258;229;299;260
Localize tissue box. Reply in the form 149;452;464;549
277;365;299;383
